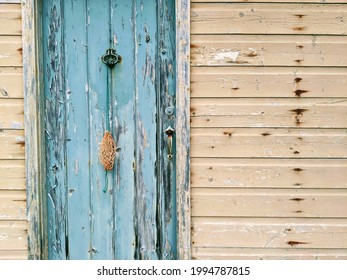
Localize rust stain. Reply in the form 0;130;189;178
16;140;25;148
288;241;309;247
294;89;308;97
223;131;233;137
190;44;198;49
293;27;306;31
231;87;240;91
296;45;304;49
291;108;307;114
294;14;306;19
261;132;271;137
290;198;304;202
293;168;304;172
294;77;302;83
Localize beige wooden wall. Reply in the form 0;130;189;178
0;2;27;259
190;0;347;259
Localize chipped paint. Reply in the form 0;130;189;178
214;51;239;62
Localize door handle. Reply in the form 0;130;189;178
165;126;174;160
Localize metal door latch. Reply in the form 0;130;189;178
102;48;121;68
165;126;174;160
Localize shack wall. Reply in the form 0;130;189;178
0;1;27;260
190;0;347;259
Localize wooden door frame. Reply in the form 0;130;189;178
22;0;191;260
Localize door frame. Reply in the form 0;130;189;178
22;0;191;260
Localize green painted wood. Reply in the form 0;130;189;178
87;0;115;260
42;0;67;259
64;0;91;260
110;0;136;260
42;0;177;260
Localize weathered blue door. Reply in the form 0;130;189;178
42;0;176;259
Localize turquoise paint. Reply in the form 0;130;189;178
64;0;91;259
43;0;67;260
42;0;176;260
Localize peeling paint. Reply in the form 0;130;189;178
214;51;239;62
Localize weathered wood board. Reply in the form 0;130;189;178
0;36;22;67
191;3;347;35
0;67;23;98
0;130;25;159
192;0;347;2
191;35;347;67
191;128;347;158
0;4;21;35
191;158;347;189
191;98;347;128
0;99;24;129
0;221;27;250
0;160;25;190
192;188;347;218
192;248;347;260
0;251;27;260
0;190;26;220
192;217;347;248
191;67;347;98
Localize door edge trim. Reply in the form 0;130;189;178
175;0;191;260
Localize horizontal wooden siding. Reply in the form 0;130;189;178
0;3;27;260
190;0;347;260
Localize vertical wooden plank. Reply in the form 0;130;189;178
176;0;191;260
87;0;115;260
111;0;136;260
133;0;158;260
63;0;91;259
157;0;177;260
22;0;44;260
42;0;67;259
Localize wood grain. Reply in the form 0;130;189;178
0;250;27;260
191;158;347;189
0;190;26;220
191;3;347;35
191;98;347;128
0;221;27;250
192;248;347;260
0;160;25;190
0;67;23;98
0;99;24;129
0;4;21;35
176;0;191;260
0;130;25;159
191;67;347;98
192;188;347;218
0;36;22;66
191;35;347;67
191;128;347;158
192;217;347;248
